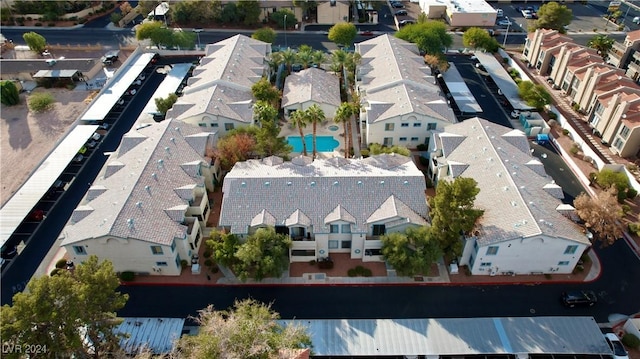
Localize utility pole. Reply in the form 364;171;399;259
503;21;511;47
193;28;202;50
284;14;288;49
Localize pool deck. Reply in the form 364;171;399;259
281;120;346;159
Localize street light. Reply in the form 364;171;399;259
284;14;288;49
502;21;511;47
193;28;202;50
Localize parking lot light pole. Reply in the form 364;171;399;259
284;15;288;49
193;28;202;50
503;21;510;47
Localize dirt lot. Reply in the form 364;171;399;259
0;88;91;207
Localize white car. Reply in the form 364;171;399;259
510;110;520;118
604;333;629;359
634;16;640;24
497;18;512;27
521;9;534;19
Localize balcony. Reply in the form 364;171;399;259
628;61;640;79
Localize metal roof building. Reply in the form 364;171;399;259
442;63;482;114
0;125;98;249
474;52;534;111
281;317;612;357
141;63;192;115
115;317;185;354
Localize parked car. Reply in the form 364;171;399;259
497;18;512;26
561;290;597;307
101;50;119;65
510;110;520;118
496;8;503;17
91;132;102;141
391;2;405;8
604;333;629;359
634;16;640;24
72;154;84;163
395;10;408;16
399;19;415;26
1;246;17;259
98;123;111;131
86;140;98;149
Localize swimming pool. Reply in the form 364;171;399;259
287;135;339;153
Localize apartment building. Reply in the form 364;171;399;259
607;29;640;69
590;87;640;157
419;0;497;27
522;28;573;76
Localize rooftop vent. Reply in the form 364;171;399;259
333;181;339;186
241;181;246;187
264;181;270;187
287;181;292;186
357;181;363;186
170;137;175;143
145;185;151;193
380;180;385;185
136;201;142;208
127;218;134;228
310;181;316;187
152;173;158;180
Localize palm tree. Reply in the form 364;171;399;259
297;50;314;69
266;52;284;78
311;50;327;68
587;34;615;60
305;104;326;160
289;110;309;156
335;102;354;158
330;49;349;83
280;48;297;74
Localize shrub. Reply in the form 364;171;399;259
309;259;316;266
572;103;580;111
362;268;372;277
544;273;552;279
55;258;68;269
47;22;55;27
34;22;42;26
562;128;570;136
354;265;365;275
360;149;370;158
627;188;637;199
622;204;631;214
1;81;20;106
416;144;428;151
204;258;213;267
580;252;591;263
28;92;54;113
210;265;219;273
569;143;580;156
627;164;639;172
347;268;357;277
50;268;64;276
588;172;597;183
622;333;640;349
180;259;188;269
26;17;32;21
119;271;135;281
419;156;429;166
203;250;212;258
548;112;558;121
628;222;640;236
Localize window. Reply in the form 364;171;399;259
330;225;339;233
620;125;630;139
385;123;394;131
175;254;181;269
73;246;86;255
151;245;164;255
480;262;492;267
330;0;336;5
156;261;168;266
328;240;339;249
341;240;352;249
427;123;437;130
383;137;393;146
564;245;578;254
211;123;219;127
613;138;624;150
413;123;421;127
411;137;419;141
486;246;499;255
198;123;207;127
372;224;386;236
341;224;351;233
224;123;234;131
171;241;176;252
399;137;407;141
558;261;570;266
401;123;409;127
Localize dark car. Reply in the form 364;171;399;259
561;290;597;307
101;50;119;65
395;10;408;16
399;19;415;26
391;2;405;8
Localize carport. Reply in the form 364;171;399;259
0;125;98;251
474;52;534;111
33;69;82;87
442;63;482;114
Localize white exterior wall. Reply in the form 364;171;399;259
365;116;439;147
284;100;338;121
65;237;182;276
315;233;330;258
317;1;350;24
467;236;588;275
179;113;252;137
447;11;496;27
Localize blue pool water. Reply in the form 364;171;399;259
288;135;339;153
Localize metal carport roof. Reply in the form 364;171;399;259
475;52;535;111
0;125;98;248
280;317;612;357
80;52;156;123
443;63;482;113
33;69;81;78
142;63;192;115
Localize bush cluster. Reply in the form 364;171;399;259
347;265;372;277
119;271;135;281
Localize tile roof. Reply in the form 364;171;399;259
435;117;588;246
356;35;456;124
626;29;640;42
167;34;268;122
281;67;341;109
219;154;428;233
60;119;217;246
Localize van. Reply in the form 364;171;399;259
496;8;504;17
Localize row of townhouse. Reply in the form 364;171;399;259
355;35;458;148
523;28;640;158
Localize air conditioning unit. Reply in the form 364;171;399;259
152;266;159;272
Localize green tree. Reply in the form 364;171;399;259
207;229;241;267
381;226;443;276
304;104;326;160
177;299;311;358
429;177;483;257
237;0;261;26
252;27;277;43
328;22;358;48
574;187;624;246
293;0;318;20
596;168;630;201
234;227;292;281
334;102;355;158
22;31;46;54
0;256;128;358
424;54;450;73
271;8;297;29
28;91;54;113
280;47;298;74
0;81;20;106
136;21;173;47
255;119;292;158
517;80;552;110
534;1;573;33
368;143;411;156
289;110;309;156
154;93;178;115
587;34;615;60
296;46;314;69
253;100;279;124
110;12;123;25
396;21;452;55
462;27;500;52
251;77;281;107
170;30;196;49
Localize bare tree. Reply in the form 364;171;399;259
574;187;624;246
